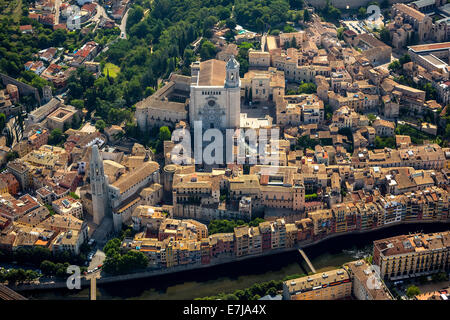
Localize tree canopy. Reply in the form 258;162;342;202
102;238;149;274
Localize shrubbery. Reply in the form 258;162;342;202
208;218;265;235
197;274;306;300
102;238;149;275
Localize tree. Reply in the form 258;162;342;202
48;128;64;145
70;99;84;110
296;135;319;150
103;238;121;256
374;136;395;149
95;120;106;132
225;18;237;31
199;40;217;61
399;54;411;65
321;0;341;21
422;83;436;100
297;82;317;94
303;9;311;22
367;113;377;122
406;285;420;298
431;272;448;282
290;0;304;10
158;126;171;141
388;60;401;72
127;6;144;29
69;192;80;199
445;124;450;139
102;238;148;275
6;151;19;162
266;287;277;296
379;27;391;45
40;260;57;276
183;49;195;68
0;113;6;132
357;7;367;19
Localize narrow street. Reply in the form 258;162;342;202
92;2;109;33
119;8;129;39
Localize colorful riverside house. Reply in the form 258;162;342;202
248;226;262;255
332;204;347;234
309;209;334;240
295;218;313;241
201;239;210;265
234;225;250;257
166;239;175;268
208;233;234;257
285;223;298;248
346;203;359;231
259;221;272;251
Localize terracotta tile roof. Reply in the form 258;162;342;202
198;59;227;86
395;3;425;22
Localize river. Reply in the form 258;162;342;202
22;222;449;300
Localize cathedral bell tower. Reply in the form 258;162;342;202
225;55;240;88
225;56;241;128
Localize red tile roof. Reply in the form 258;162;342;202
19;25;33;31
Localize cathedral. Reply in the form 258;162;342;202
189;56;241;130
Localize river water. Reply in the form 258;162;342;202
23;223;449;300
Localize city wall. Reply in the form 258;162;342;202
0;73;41;104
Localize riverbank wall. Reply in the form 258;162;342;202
8;219;450;292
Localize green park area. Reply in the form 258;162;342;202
0;0;22;21
103;63;121;78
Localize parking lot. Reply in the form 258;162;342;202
341;20;367;35
87;248;106;273
388;276;450;299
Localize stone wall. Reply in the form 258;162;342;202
0;73;40;104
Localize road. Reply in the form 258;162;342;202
92;2;109;33
119;8;129;39
87;248;106;272
54;0;61;26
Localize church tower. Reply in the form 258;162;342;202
225;56;241;128
90;145;109;225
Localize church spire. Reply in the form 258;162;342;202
90;144;108;225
